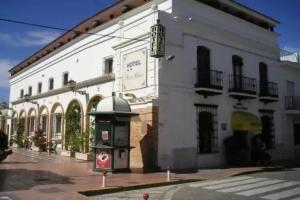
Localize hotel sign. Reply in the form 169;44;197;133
122;48;147;91
150;20;165;58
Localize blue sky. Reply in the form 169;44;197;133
0;0;299;103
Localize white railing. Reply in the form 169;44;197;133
280;49;300;64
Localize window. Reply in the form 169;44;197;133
232;55;243;89
63;72;69;86
53;114;62;139
103;57;113;74
28;86;32;96
38;82;42;94
196;46;211;86
196;104;218;154
287;81;295;97
259;62;268;82
29;116;35;134
20;89;24;98
49;78;54;90
41;115;48;134
294;124;300;146
259;62;268;95
11;117;17;135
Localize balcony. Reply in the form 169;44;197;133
228;75;257;100
285;96;300;114
259;81;279;103
194;70;223;97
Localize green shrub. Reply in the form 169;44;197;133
0;130;8;150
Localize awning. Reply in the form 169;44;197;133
231;111;262;132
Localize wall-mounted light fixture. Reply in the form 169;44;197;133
68;80;87;95
24;94;39;106
165;55;175;61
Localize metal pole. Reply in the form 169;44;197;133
167;166;171;182
143;193;149;200
102;170;107;188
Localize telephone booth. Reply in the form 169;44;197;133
89;93;138;172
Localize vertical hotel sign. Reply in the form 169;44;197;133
122;48;147;91
150;20;165;58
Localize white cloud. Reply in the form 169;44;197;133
0;30;61;47
21;31;61;47
282;46;300;54
0;58;17;88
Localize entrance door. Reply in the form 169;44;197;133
294;124;300;146
198;112;213;154
261;116;274;149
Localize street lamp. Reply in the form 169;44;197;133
68;80;87;95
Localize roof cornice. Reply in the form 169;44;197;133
9;0;151;77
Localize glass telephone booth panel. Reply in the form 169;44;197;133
95;120;113;147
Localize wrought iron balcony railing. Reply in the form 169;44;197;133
228;75;257;95
259;81;278;98
195;69;223;90
285;96;300;110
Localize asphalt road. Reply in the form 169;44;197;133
96;167;300;200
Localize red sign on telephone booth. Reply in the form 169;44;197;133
95;149;111;169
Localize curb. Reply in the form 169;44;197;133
230;168;264;177
78;179;201;197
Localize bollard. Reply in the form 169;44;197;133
143;193;149;200
166;166;171;182
102;170;107;188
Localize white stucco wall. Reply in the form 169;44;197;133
156;0;290;169
7;0;300;169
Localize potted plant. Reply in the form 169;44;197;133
62;102;81;157
75;132;92;161
13;126;24;148
0;130;12;162
31;129;47;152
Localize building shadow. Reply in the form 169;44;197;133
0;168;73;192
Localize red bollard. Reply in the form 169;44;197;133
102;170;107;188
143;193;149;200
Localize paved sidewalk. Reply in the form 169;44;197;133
0;148;265;200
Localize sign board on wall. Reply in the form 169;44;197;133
122;48;147;91
150;20;166;58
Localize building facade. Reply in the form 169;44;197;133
8;0;300;170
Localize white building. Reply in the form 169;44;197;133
7;0;300;170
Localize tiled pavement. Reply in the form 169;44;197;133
0;148;264;200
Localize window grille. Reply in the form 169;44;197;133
195;104;219;154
